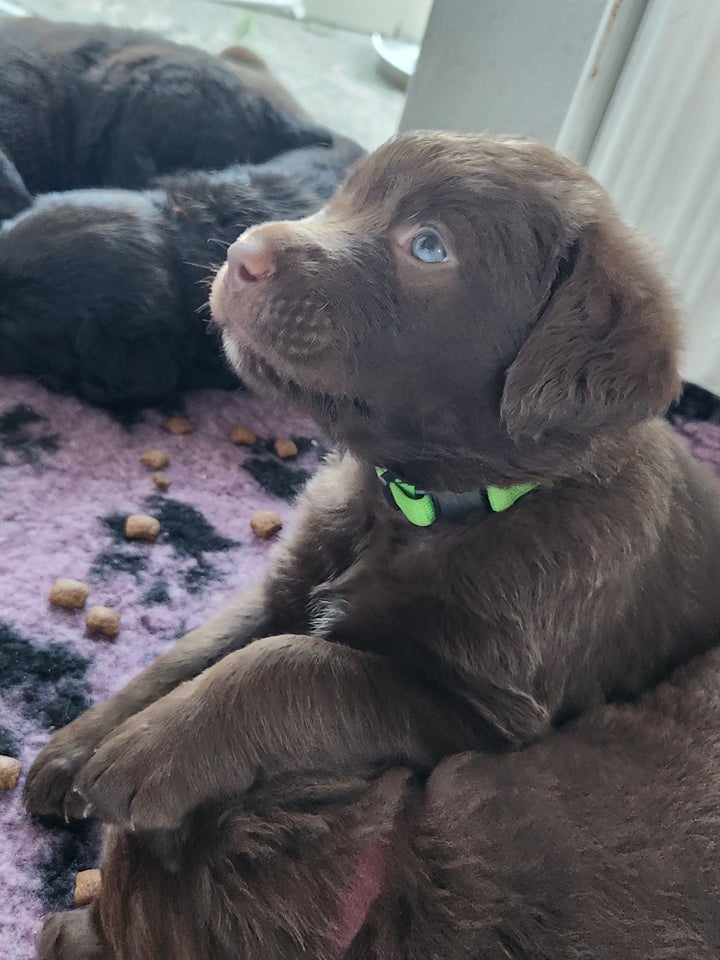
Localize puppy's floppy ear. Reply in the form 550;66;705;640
500;220;682;440
219;45;269;70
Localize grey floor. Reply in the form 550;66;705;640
17;0;406;149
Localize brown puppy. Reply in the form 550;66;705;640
0;16;329;204
25;132;720;831
23;135;720;960
37;647;720;960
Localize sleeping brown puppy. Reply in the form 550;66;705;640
37;647;720;959
25;132;720;953
0;16;329;209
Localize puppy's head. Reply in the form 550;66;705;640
211;132;681;488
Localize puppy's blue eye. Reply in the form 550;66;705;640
409;229;448;264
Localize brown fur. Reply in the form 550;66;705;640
0;17;329;204
36;650;720;960
26;132;720;957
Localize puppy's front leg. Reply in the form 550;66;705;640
24;583;276;819
73;634;483;831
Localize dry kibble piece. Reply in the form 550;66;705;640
49;578;91;610
163;416;193;435
152;471;172;491
0;756;21;790
124;514;160;541
86;606;121;639
74;869;102;906
250;510;283;539
140;448;170;469
230;425;257;446
273;438;298;460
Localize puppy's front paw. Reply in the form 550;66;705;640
73;685;240;832
72;713;189;831
25;736;97;821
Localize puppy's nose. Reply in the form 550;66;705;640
226;234;276;285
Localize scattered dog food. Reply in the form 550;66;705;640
273;438;298;460
0;756;21;790
86;605;121;638
140;448;170;469
124;514;160;541
250;510;283;539
49;578;91;610
230;425;257;446
74;869;102;906
163;416;193;435
152;471;172;491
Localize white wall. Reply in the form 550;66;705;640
586;0;720;394
401;0;609;143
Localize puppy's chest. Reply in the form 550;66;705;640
305;521;449;643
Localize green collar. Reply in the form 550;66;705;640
376;468;536;527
